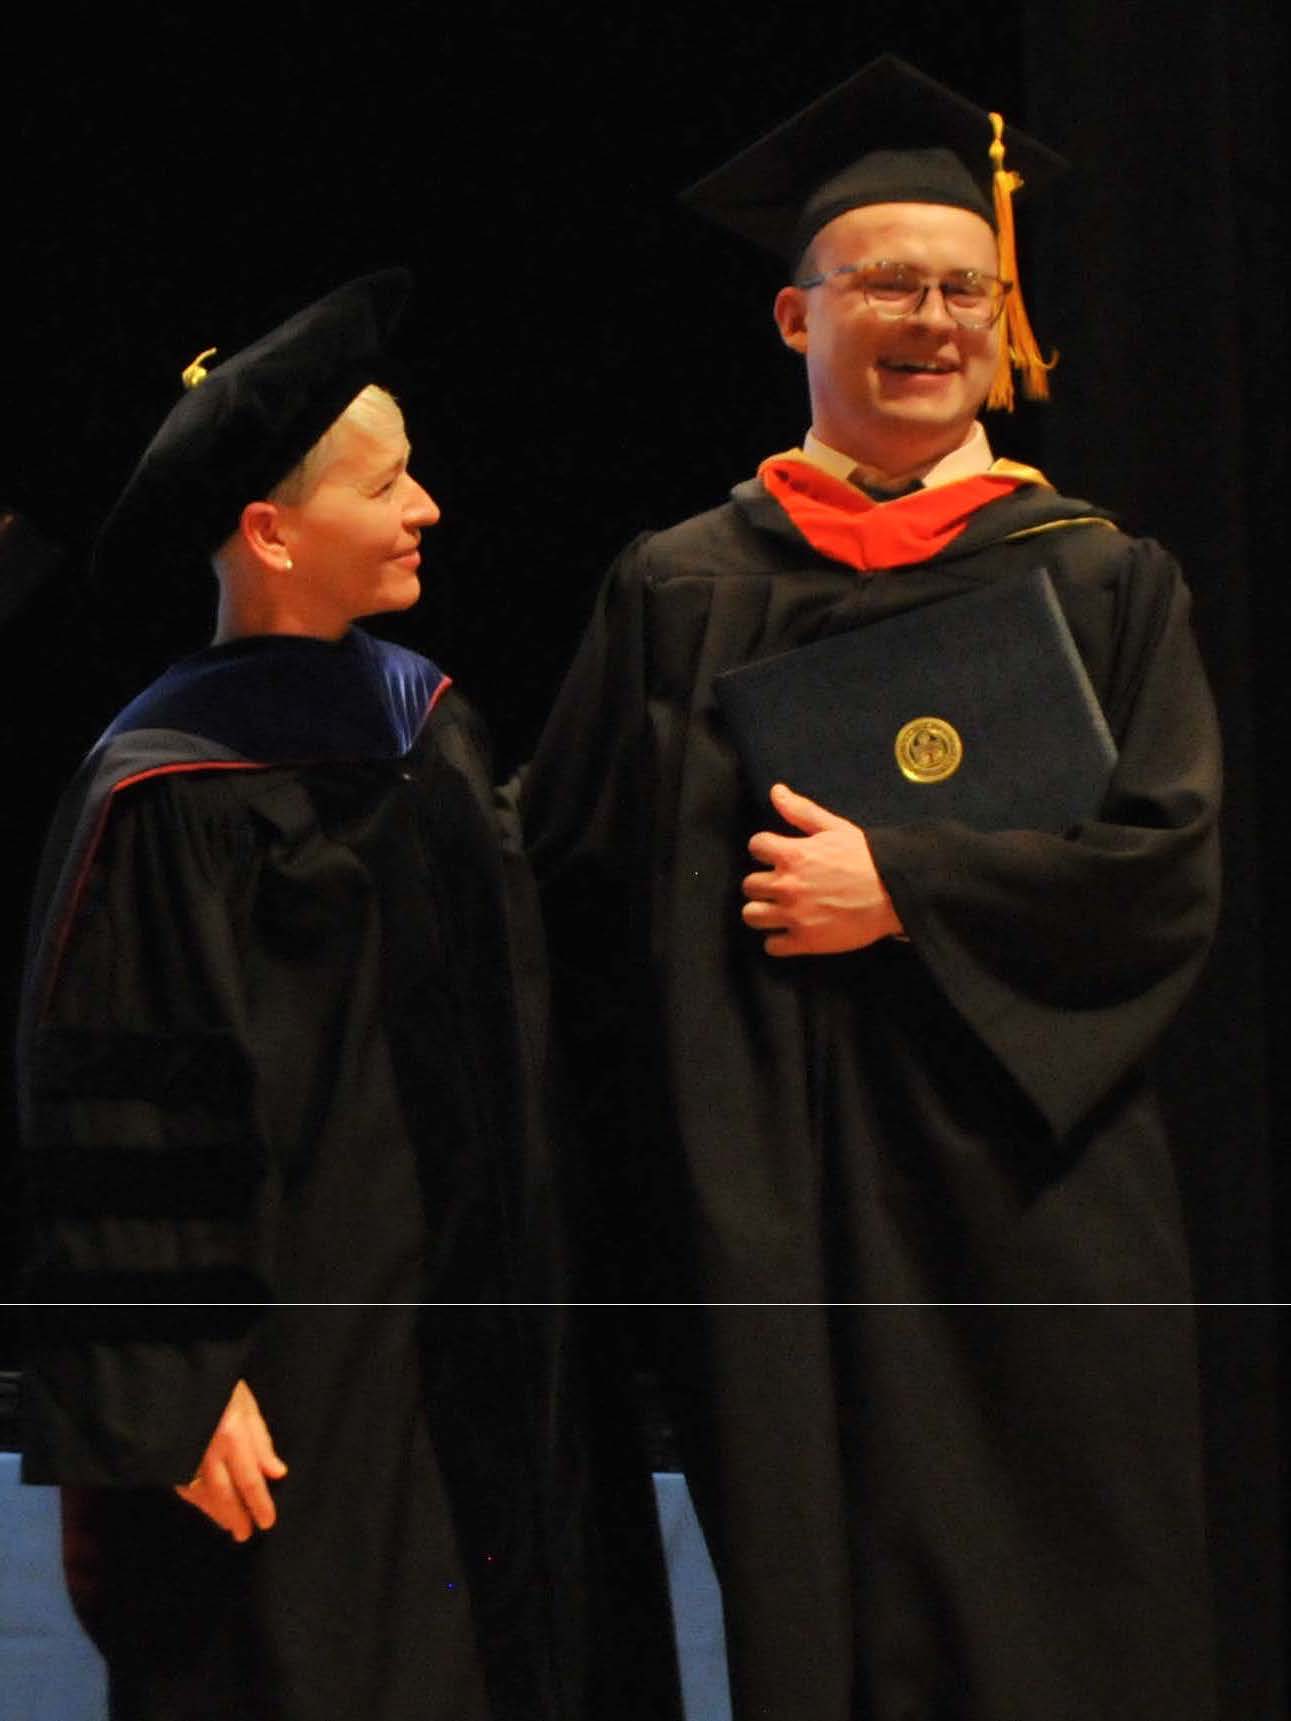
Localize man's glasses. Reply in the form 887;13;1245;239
794;260;1013;329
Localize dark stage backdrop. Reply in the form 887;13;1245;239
1;4;1284;1714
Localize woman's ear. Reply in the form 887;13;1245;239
238;500;295;573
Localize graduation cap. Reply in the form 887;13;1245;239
96;269;411;580
681;55;1063;409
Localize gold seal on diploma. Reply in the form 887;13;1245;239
895;717;963;783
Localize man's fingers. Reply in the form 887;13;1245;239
769;782;848;834
750;785;855;862
761;930;801;957
742;900;784;929
741;793;899;954
747;831;792;865
741;869;781;900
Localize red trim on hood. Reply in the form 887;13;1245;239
758;457;1031;573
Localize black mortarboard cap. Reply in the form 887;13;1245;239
682;54;1065;269
96;269;410;579
682;55;1063;407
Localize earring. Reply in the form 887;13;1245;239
283;557;294;571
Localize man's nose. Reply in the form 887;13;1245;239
909;284;957;330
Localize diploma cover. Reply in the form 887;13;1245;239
714;568;1117;831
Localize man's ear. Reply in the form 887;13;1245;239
238;500;294;573
773;285;810;354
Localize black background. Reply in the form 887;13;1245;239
1;3;1285;1712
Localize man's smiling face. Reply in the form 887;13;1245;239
774;201;1002;475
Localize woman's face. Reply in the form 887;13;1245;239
274;405;440;634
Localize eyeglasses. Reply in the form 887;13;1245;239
794;260;1013;329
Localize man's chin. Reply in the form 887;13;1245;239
873;386;968;420
871;398;982;448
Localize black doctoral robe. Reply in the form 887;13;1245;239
18;630;580;1721
521;475;1223;1721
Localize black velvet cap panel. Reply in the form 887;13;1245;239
95;269;410;578
681;54;1066;268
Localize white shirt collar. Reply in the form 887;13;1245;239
800;422;994;491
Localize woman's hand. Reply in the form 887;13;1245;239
174;1379;288;1542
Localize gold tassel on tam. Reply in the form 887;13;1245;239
181;347;218;390
986;111;1057;411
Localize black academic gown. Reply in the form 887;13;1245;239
18;630;578;1721
522;476;1223;1721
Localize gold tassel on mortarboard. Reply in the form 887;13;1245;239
181;347;217;390
986;112;1057;411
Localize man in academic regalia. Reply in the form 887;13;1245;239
16;273;615;1721
521;57;1222;1721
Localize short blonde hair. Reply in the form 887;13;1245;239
270;384;404;505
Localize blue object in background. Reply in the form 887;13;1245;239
653;1471;733;1721
0;1457;731;1721
0;1452;107;1721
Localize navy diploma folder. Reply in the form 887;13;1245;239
713;569;1117;831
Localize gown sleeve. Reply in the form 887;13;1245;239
865;538;1222;1139
521;542;658;1055
19;770;274;1486
520;543;671;1299
523;542;652;889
